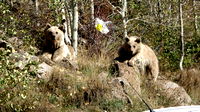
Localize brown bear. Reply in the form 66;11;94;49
42;23;74;62
115;36;159;82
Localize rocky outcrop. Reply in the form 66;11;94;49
9;51;40;70
0;37;192;109
109;60;192;106
37;56;78;81
110;61;141;99
0;39;40;70
0;38;77;82
100;61;142;104
114;62;141;94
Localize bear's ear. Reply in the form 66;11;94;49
44;23;51;32
125;37;129;42
135;37;141;43
46;23;51;29
61;19;66;24
59;25;66;33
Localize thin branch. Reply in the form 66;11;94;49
104;0;122;15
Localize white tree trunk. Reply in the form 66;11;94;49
35;0;39;15
10;0;13;7
122;0;127;38
72;0;78;57
90;0;94;21
61;1;71;45
179;0;184;70
65;1;72;39
193;0;198;34
67;11;72;39
168;0;172;25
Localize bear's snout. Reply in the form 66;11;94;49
48;31;53;36
48;31;57;39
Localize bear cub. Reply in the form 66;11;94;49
42;23;73;62
115;36;159;82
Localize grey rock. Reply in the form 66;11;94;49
37;62;53;82
9;51;40;70
156;79;192;106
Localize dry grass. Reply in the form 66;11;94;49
156;68;200;106
77;49;113;76
177;68;200;104
36;53;113;111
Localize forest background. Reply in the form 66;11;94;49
0;0;200;111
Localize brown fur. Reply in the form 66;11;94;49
116;36;159;82
42;24;74;62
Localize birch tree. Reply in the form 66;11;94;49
167;0;172;25
106;0;127;38
122;0;127;38
179;0;184;70
193;0;198;34
65;1;72;39
61;0;71;45
35;0;39;15
90;0;94;21
72;0;78;57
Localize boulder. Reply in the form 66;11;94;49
39;55;78;70
7;37;23;48
107;61;141;104
155;79;192;106
111;61;141;95
109;60;192;106
37;62;53;82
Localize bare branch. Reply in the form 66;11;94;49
104;0;122;15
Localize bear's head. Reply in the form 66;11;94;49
45;24;65;49
124;36;141;55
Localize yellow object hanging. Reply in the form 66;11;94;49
95;24;103;31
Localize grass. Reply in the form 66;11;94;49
1;38;200;111
77;49;113;77
1;31;200;111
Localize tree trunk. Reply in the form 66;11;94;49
61;1;71;45
10;0;13;7
65;1;72;39
90;0;94;20
193;0;198;34
168;0;172;25
35;0;39;15
179;0;184;70
72;0;78;57
157;0;162;24
67;11;72;40
122;0;127;38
